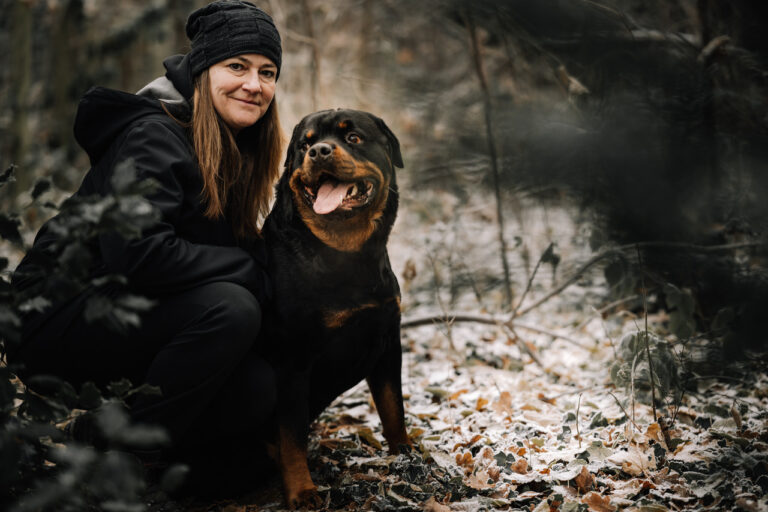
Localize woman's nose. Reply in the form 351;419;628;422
242;72;262;93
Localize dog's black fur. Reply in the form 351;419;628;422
261;109;409;508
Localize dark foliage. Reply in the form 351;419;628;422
0;162;182;511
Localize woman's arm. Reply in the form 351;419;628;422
98;119;270;301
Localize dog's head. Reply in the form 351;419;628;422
279;109;403;252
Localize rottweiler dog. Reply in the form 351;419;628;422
262;109;410;508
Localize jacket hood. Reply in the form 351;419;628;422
74;54;195;166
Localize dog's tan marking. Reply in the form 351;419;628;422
323;302;379;329
278;425;321;509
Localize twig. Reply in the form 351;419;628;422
425;250;457;352
501;324;545;370
541;385;595;401
575;295;642;331
512;242;553;317
513;241;761;319
464;9;514;309
299;0;321;111
637;247;658;425
401;312;589;349
576;393;582;448
514;248;619;318
608;392;642;432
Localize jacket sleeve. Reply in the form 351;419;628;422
98;119;270;302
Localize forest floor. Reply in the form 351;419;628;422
148;190;768;511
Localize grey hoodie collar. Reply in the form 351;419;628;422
136;76;191;118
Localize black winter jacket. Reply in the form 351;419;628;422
14;55;271;334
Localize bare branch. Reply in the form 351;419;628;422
401;312;590;349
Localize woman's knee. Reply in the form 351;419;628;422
200;281;261;340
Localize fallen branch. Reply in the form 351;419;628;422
401;312;590;349
513;241;763;318
513;248;619;318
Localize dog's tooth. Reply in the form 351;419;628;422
348;184;357;197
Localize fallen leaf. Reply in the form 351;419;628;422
581;491;616;512
449;388;469;400
467;469;495;490
356;427;383;450
455;451;474;468
537;392;556;405
423;497;451;512
731;405;743;430
409;427;425;439
511;458;529;474
492;391;513;416
574;466;595;493
476;397;489;411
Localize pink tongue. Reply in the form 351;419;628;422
313;181;350;214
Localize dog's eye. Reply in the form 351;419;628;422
346;133;362;144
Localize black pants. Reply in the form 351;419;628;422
13;281;277;448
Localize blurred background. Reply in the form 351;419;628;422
2;0;768;354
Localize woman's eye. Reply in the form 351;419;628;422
228;63;245;71
346;133;362;144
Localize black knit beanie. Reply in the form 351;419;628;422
186;0;281;78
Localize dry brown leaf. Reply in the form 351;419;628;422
452;434;484;452
646;422;665;444
581;491;617;512
423;497;451;512
356;427;383;450
317;438;344;449
537;392;556;405
511;458;529;474
492;391;513;416
467;469;495;490
352;471;385;482
574;466;595;493
449;388;469;400
731;405;743;430
455;451;474;468
409;427;425;439
476;397;489;411
520;403;541;412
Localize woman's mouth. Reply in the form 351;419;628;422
234;98;259;106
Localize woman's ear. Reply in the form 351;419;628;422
370;114;404;169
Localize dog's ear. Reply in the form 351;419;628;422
283;119;305;171
370;114;404;169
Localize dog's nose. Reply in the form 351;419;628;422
308;142;334;162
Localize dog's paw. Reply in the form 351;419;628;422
286;485;323;510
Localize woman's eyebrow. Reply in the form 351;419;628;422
232;55;276;69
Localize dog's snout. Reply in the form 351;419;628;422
308;142;334;162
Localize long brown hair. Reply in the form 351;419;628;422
190;68;283;238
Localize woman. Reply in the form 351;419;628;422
11;0;282;456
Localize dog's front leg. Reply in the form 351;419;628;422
276;369;322;509
367;324;412;455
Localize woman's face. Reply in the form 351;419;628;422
208;53;277;134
